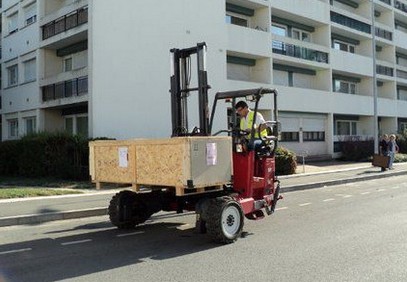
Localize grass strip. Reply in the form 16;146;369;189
0;188;82;199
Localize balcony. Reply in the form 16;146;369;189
227;24;271;57
42;7;88;40
375;27;392;41
331;49;373;76
379;0;391;5
331;11;371;34
42;76;88;102
376;64;394;76
272;41;329;63
394;0;407;14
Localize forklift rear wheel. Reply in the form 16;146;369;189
108;191;152;229
206;197;244;244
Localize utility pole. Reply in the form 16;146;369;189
371;0;379;154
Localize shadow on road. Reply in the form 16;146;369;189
0;218;233;282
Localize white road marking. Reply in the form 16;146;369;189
275;206;288;211
323;198;335;202
0;248;32;255
360;192;370;195
343;195;353;198
377;189;386;192
116;231;145;237
299;203;311;207
392;186;401;189
168;223;190;229
61;239;92;246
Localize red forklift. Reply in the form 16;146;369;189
108;43;282;243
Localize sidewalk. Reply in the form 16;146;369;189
0;161;406;227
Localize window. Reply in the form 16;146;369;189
25;117;36;135
281;132;299;142
271;24;287;37
24;59;36;82
65;117;74;134
8;119;19;138
336;121;357;135
400;122;407;134
226;12;249;27
292;29;311;42
332;40;355;53
64;115;88;136
333;79;357;94
7;13;18;34
303;131;325;141
64;57;73;72
7;65;18;87
24;2;37;26
398;88;407;101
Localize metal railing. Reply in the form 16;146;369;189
376;65;394;76
331;12;371;34
379;0;391;5
42;6;88;40
272;41;329;63
42;76;88;102
395;0;407;13
375;27;393;40
397;69;407;79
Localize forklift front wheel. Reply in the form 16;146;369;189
206;197;244;244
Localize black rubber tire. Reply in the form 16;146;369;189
108;190;153;229
206;196;244;244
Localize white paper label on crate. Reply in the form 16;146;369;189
118;147;128;168
206;143;217;166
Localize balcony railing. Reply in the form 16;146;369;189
376;65;394;76
42;76;88;102
395;0;407;13
272;41;329;63
379;0;391;5
375;27;393;40
42;6;88;40
397;69;407;79
330;11;371;34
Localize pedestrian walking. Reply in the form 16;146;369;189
388;134;399;170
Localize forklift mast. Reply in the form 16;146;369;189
170;42;210;137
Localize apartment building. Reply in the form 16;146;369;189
1;0;407;159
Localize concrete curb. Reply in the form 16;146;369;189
0;207;107;227
281;170;406;193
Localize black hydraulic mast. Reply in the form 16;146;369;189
169;42;210;137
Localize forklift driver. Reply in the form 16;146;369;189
235;101;268;149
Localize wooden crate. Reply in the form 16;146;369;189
89;137;232;195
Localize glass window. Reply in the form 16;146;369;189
8;13;18;34
292;30;300;40
303;131;325;141
8;119;19;138
226;12;249;27
64;57;73;72
25;117;36;135
7;65;18;87
65;117;74;134
24;2;37;26
336;121;357;135
76;116;88;137
333;79;357;94
24;59;36;82
281;132;299;142
271;24;287;37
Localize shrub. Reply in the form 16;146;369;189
339;136;374;161
275;146;297;175
396;130;407;154
394;153;407;163
0;132;91;180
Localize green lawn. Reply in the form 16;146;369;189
0;177;94;199
0;188;83;199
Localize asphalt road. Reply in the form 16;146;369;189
1;175;406;282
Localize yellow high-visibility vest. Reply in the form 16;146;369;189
240;111;267;139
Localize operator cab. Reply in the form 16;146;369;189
209;88;279;158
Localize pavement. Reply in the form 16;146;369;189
0;161;406;228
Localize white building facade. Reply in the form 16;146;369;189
1;0;407;159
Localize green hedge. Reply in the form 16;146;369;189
275;147;297;176
0;133;89;180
